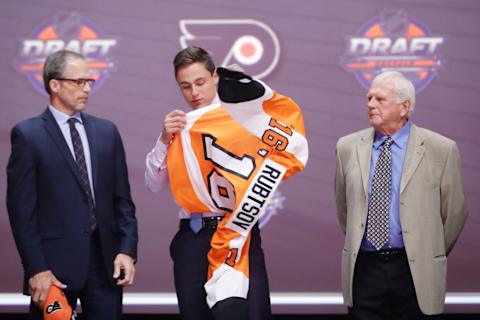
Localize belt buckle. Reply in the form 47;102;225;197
378;249;402;261
377;251;392;261
203;216;222;229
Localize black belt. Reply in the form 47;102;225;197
179;216;224;231
360;248;406;261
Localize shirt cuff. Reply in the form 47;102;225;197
149;137;169;170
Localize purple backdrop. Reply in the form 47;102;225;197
1;0;479;314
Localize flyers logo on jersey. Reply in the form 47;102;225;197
43;285;75;320
340;10;444;92
179;19;280;79
46;301;62;314
16;12;117;96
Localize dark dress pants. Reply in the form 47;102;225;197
170;222;272;320
349;249;441;320
29;231;122;320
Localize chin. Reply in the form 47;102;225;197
192;103;206;109
75;104;87;112
368;116;380;123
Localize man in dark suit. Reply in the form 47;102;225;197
6;50;138;319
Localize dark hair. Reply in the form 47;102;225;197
173;46;215;78
43;50;85;95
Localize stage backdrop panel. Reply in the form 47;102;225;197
1;0;479;314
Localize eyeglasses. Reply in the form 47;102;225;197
56;78;95;88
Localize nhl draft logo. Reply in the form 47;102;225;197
16;12;117;96
179;19;280;79
340;10;444;92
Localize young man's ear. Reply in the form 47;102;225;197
213;70;219;85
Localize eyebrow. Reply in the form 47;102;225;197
179;77;206;85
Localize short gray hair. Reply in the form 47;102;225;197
373;71;416;116
43;50;85;95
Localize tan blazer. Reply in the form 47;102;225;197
335;123;468;315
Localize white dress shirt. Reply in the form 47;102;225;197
49;105;95;202
145;138;200;219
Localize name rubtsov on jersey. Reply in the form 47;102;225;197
227;161;285;234
229;116;293;233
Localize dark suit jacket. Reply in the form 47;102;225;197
6;108;138;294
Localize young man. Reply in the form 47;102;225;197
145;47;272;320
7;50;138;319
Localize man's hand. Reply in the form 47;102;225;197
159;109;187;144
113;253;135;286
28;270;67;308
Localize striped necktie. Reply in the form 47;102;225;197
68;118;96;230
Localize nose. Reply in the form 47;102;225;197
191;85;199;97
367;97;376;109
84;82;92;93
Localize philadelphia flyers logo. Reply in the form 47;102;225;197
45;300;63;314
179;19;280;79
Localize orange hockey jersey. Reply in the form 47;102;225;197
167;68;308;308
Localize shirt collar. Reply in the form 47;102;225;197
212;94;221;105
48;105;82;125
373;121;411;150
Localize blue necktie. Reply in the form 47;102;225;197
189;212;203;234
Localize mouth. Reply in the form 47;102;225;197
192;98;204;107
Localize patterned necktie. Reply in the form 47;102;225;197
68;118;96;229
367;136;393;250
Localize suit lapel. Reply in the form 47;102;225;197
82;113;98;196
356;129;374;198
400;124;425;194
42;108;85;190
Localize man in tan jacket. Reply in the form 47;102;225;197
335;71;468;319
